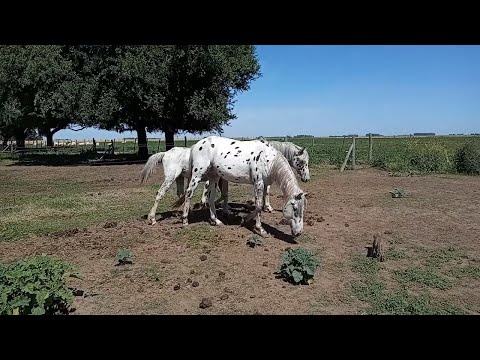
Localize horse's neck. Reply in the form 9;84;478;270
270;155;300;199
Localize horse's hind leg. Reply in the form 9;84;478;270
182;169;208;226
147;176;176;225
220;179;229;216
207;176;223;226
200;181;210;207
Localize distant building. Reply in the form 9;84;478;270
365;133;383;137
413;132;435;136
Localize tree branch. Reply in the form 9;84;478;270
68;125;87;132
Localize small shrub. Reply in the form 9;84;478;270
454;142;480;175
390;188;406;198
0;256;76;315
279;248;319;285
407;139;453;173
115;248;133;265
246;235;263;248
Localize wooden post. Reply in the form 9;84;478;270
340;141;355;172
312;137;314;146
368;134;373;162
133;138;137;152
157;138;161;152
184;136;187;147
352;137;356;169
122;138;125;153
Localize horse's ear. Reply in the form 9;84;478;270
298;147;305;155
294;192;303;200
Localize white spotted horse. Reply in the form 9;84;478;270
174;136;308;238
199;136;310;212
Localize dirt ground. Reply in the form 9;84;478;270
1;163;479;314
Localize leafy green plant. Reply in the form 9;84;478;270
115;248;133;265
279;248;320;285
246;235;263;248
0;256;76;315
454;142;480;175
390;188;406;198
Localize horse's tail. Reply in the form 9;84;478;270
140;152;165;184
172;192;186;209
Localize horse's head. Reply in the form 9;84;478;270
293;147;310;182
282;192;307;237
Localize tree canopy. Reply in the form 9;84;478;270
0;45;261;157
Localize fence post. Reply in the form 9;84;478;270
134;138;137;152
340;141;355;172
157;138;161;152
184;136;187;147
368;134;373;162
352;137;356;169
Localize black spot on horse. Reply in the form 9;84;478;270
251;152;254;155
267;160;270;162
211;144;215;148
187;190;192;197
234;155;238;157
260;139;265;143
246;158;250;161
231;141;236;145
255;151;263;162
227;151;230;154
235;146;239;149
256;167;258;171
224;155;227;159
202;140;206;144
228;167;231;170
194;168;198;172
217;165;219;168
237;150;242;153
199;147;203;151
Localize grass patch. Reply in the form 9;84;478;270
175;223;218;248
385;247;408;260
395;267;452;290
449;265;480;280
350;253;463;314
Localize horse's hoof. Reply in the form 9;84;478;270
254;227;269;238
210;218;223;226
263;206;274;213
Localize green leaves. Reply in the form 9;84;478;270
115;248;133;266
279;248;320;285
0;256;76;315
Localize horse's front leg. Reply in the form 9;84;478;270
243;180;268;237
175;175;185;198
262;184;274;213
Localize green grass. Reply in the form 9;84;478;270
350;254;464;314
395;267;452;290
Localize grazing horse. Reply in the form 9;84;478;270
174;136;308;238
140;147;228;225
200;137;310;212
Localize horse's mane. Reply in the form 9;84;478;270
265;140;305;164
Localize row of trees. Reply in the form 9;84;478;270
0;46;261;158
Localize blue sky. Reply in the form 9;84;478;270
57;45;480;140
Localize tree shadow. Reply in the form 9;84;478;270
5;153;145;167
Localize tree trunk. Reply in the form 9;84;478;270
136;121;149;159
165;129;175;151
15;131;26;149
46;131;54;147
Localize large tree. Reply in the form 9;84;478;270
81;45;261;158
0;45;92;147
